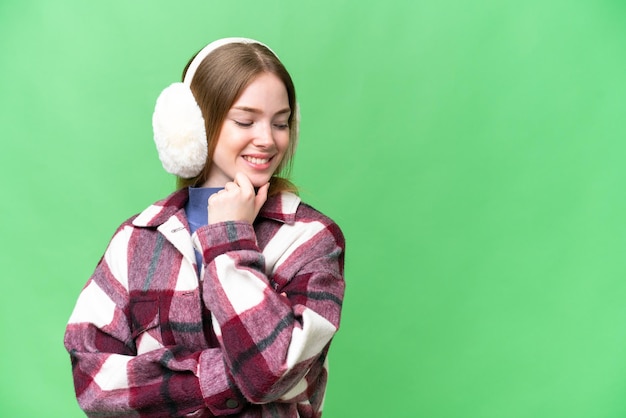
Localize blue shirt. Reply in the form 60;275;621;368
185;186;223;271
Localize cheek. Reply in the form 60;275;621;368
277;133;291;153
216;129;246;155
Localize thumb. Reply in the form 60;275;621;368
254;182;270;215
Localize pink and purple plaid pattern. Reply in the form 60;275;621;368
65;189;345;417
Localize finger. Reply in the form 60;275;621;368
207;190;222;209
234;173;254;196
254;182;270;213
224;182;237;192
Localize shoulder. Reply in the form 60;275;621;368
128;188;188;228
260;192;344;244
296;199;345;247
106;188;188;241
296;199;341;228
263;192;339;225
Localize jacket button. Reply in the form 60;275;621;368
225;399;239;409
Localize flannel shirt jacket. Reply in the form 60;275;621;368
64;188;345;417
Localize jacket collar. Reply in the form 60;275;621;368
132;188;301;228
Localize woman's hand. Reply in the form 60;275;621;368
208;173;269;225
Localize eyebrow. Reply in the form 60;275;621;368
232;106;291;116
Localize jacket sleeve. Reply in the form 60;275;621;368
64;224;247;417
193;216;345;404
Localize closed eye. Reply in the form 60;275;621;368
233;120;253;127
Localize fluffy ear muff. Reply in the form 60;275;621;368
152;82;207;178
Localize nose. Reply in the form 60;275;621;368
252;122;275;148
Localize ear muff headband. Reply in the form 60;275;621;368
152;37;296;179
183;37;277;86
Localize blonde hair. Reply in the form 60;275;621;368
176;42;298;196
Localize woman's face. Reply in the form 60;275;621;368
204;72;291;188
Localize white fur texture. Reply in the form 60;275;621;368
152;82;207;178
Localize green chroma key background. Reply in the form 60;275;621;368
1;1;625;417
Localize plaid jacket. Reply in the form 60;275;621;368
64;189;345;417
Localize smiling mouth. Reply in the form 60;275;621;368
243;156;271;165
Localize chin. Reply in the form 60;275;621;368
239;171;269;187
251;177;272;188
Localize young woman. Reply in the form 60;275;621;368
64;38;345;418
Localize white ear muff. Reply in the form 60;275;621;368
152;82;208;178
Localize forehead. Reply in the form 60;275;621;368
232;73;289;108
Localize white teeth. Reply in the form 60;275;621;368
244;156;270;164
